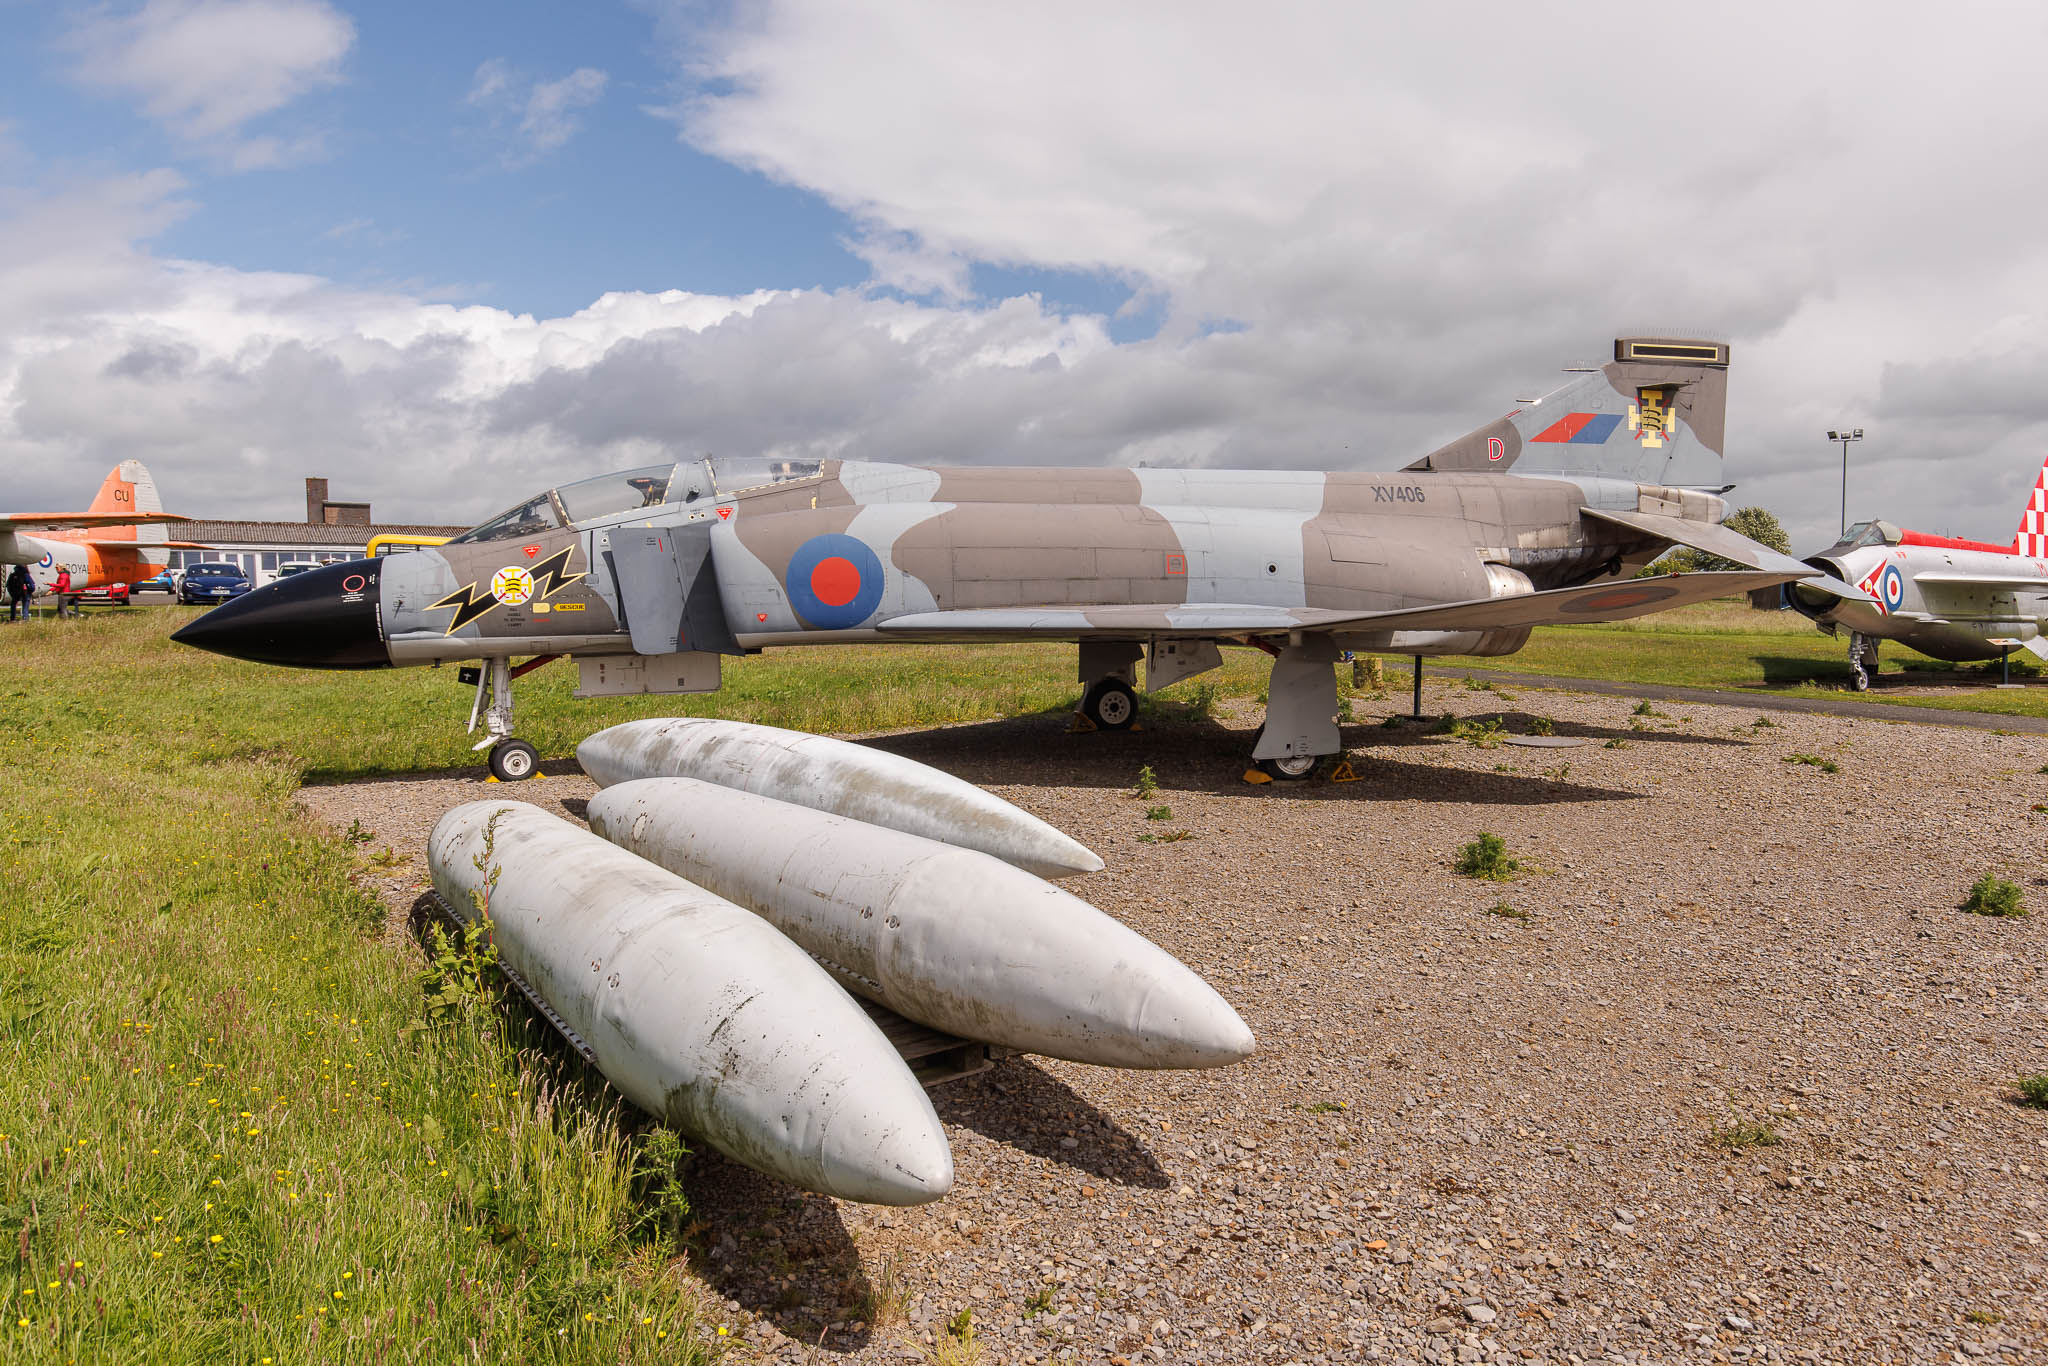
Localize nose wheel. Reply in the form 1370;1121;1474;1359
465;655;559;780
488;739;538;782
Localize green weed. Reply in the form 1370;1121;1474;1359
1527;716;1554;736
2015;1075;2048;1108
1144;805;1173;821
1451;717;1507;749
1603;737;1631;749
1783;753;1840;773
1484;902;1531;923
1133;765;1159;799
1455;832;1521;881
1708;1119;1783;1151
1962;873;2027;918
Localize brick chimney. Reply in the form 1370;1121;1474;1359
305;477;329;525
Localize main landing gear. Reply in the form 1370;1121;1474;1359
1073;640;1143;732
1847;632;1877;692
1249;635;1343;780
464;655;559;780
1071;635;1347;780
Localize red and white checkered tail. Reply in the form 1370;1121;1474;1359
2016;452;2048;557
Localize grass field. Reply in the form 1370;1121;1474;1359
1427;599;2048;719
0;596;2040;1360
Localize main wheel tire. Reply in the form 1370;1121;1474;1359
1256;753;1319;781
1082;679;1138;730
1851;667;1871;692
488;738;539;781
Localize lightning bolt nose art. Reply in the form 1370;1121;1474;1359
430;545;583;633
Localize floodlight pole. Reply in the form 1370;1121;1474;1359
1828;428;1864;539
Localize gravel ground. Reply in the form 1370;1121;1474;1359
297;678;2048;1366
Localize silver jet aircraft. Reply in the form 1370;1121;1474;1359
1785;452;2048;688
175;337;1817;779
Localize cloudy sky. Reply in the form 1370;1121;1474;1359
5;0;2048;550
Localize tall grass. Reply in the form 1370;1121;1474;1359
0;613;718;1361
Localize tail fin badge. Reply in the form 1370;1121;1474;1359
1630;388;1674;448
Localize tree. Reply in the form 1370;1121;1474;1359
1638;505;1791;577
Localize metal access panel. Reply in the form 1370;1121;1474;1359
573;652;722;697
608;525;741;657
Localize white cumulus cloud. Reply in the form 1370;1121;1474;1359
65;0;354;166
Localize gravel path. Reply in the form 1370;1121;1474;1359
298;679;2048;1366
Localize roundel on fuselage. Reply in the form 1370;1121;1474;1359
786;534;885;630
1878;562;1906;613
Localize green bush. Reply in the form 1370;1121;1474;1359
1455;833;1520;881
1962;873;2026;918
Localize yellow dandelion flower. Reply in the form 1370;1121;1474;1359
246;1129;260;1136
332;1291;344;1300
151;1253;161;1260
15;1319;25;1327
583;1313;594;1322
342;1272;352;1280
641;1317;653;1325
209;1236;222;1245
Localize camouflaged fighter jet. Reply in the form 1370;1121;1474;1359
174;336;1820;780
1783;451;2048;689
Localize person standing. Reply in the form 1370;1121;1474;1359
4;565;29;622
52;565;73;618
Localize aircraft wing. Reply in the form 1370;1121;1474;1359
1579;506;1821;577
0;513;190;533
1909;570;2048;590
875;570;1799;640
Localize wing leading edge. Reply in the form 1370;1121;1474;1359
875;570;1799;640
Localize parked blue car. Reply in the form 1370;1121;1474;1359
179;563;252;606
133;570;175;595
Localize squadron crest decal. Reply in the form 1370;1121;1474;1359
430;545;584;634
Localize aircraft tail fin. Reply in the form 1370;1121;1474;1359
1407;337;1731;489
84;460;167;543
2014;451;2048;557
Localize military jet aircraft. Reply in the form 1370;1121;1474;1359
1784;452;2048;688
175;337;1818;780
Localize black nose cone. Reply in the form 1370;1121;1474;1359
172;560;389;669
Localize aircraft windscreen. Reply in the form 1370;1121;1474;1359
448;492;564;545
1842;522;1888;549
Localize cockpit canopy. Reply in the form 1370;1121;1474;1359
448;458;822;544
1839;520;1903;549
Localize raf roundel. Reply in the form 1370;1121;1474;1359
1878;562;1906;613
786;534;885;630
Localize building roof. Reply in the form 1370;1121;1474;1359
165;520;468;546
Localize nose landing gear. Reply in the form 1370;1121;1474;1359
463;654;559;780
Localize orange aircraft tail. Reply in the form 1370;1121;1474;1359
85;460;168;544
